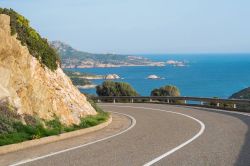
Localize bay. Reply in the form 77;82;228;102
67;54;250;98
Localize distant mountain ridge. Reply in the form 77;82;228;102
50;41;165;68
229;87;250;111
230;87;250;99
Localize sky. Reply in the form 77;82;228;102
0;0;250;54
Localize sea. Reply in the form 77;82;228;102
66;54;250;99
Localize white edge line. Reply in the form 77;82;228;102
142;105;250;165
102;103;250;166
9;112;136;166
181;105;250;117
10;103;250;166
100;104;205;166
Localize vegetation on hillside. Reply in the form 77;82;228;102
96;81;139;96
0;9;111;146
229;87;250;112
0;100;109;146
50;41;153;67
64;70;100;78
0;8;60;71
230;87;250;99
64;70;98;86
71;77;91;86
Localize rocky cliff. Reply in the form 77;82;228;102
0;14;96;125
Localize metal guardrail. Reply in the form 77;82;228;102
92;96;250;109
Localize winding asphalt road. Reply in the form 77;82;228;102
1;103;250;166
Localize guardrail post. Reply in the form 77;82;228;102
89;97;250;110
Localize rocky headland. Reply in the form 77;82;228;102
0;12;96;126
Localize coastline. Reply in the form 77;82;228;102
62;60;187;69
62;62;166;69
68;54;250;98
77;84;97;89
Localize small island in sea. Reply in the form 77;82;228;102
104;74;121;80
147;75;164;80
64;71;122;89
166;60;186;67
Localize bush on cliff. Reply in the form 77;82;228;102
0;102;21;134
0;100;109;146
0;8;60;71
0;112;109;146
96;81;139;96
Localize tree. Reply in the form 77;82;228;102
150;85;181;103
150;85;180;97
96;81;139;96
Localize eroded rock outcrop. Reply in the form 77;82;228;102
0;14;96;125
105;74;120;80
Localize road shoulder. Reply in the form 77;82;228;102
0;113;132;166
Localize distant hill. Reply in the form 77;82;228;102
229;87;250;111
50;41;164;68
230;87;250;99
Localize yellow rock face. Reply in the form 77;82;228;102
0;14;96;125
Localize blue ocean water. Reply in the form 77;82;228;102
67;54;250;98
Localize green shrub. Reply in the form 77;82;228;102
23;114;38;126
0;132;30;146
0;96;109;146
207;97;219;107
0;109;109;146
87;97;104;113
96;81;139;97
150;85;181;103
0;116;17;134
151;85;180;97
0;8;60;71
79;112;109;128
0;102;21;134
46;118;63;133
70;77;91;86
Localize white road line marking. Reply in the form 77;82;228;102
181;105;250;117
10;103;250;166
9;112;136;166
100;104;206;166
102;103;250;165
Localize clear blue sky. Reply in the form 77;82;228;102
0;0;250;54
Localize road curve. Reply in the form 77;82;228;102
1;103;250;166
